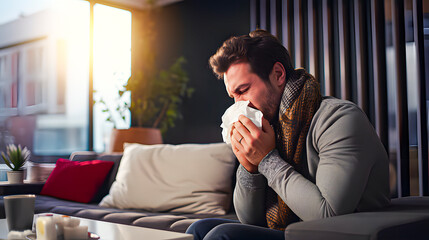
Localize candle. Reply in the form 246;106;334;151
36;216;57;240
63;216;80;227
63;225;88;240
53;215;69;237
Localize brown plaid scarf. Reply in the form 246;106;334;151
265;69;322;231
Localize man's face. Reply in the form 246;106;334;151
224;62;283;122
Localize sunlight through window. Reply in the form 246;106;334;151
93;4;131;152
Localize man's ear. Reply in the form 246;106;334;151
271;62;286;87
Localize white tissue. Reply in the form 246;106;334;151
7;230;32;239
221;100;263;144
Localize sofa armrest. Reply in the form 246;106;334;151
285;197;429;240
0;182;45;196
70;151;98;161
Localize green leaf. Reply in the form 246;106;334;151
2;152;13;170
122;55;191;132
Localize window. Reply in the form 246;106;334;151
93;4;131;152
0;0;132;161
0;52;18;116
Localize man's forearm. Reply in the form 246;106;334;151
258;149;337;220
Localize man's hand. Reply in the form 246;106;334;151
230;115;276;173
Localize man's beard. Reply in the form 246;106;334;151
261;93;280;124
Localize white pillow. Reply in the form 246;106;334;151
99;143;236;215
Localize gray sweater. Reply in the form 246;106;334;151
233;97;391;227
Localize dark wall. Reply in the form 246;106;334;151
154;0;250;144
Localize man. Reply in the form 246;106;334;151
186;29;390;240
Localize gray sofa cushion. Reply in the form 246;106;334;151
2;195;429;236
0;195;238;233
32;195;238;219
284;196;429;240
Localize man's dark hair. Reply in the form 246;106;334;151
209;29;295;82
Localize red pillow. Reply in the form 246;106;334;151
40;158;114;203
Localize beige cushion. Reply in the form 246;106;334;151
99;143;236;214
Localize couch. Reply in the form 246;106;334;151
1;148;429;239
0;148;239;233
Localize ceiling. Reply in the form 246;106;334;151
104;0;183;10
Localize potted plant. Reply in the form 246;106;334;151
126;56;193;131
97;57;193;152
96;2;194;152
1;144;31;183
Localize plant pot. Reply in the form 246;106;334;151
7;170;24;184
108;127;163;153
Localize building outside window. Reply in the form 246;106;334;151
0;0;131;166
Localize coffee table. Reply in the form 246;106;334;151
0;214;193;240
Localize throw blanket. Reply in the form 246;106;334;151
265;69;322;231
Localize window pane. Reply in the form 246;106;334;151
34;0;90;156
0;0;90;161
93;4;131;152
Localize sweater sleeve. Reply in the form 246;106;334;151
233;164;268;227
258;102;386;221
